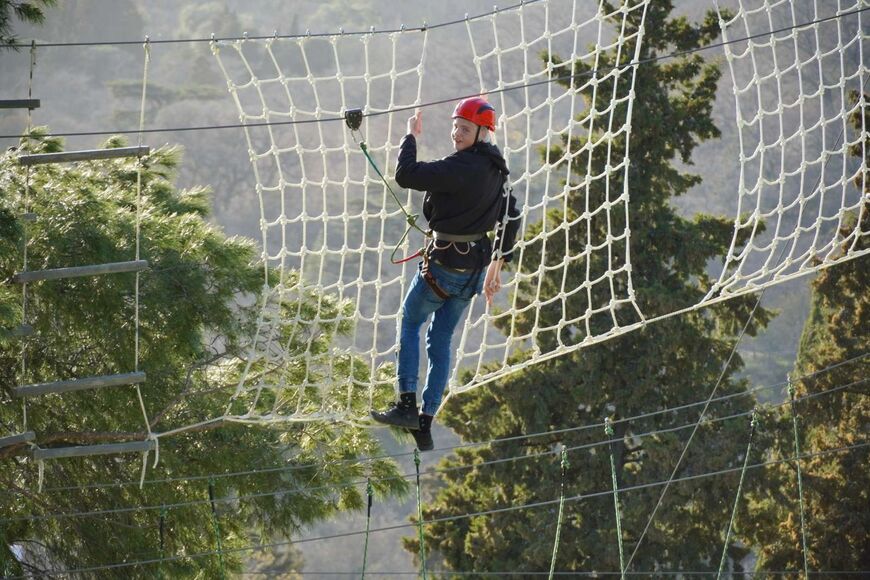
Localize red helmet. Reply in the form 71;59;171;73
452;97;496;131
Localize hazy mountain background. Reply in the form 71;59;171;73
1;0;857;574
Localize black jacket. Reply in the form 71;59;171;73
395;134;520;270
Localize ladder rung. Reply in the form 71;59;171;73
15;371;146;398
18;146;149;166
33;440;154;460
0;431;36;449
13;260;149;283
0;99;40;110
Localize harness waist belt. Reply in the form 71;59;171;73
432;231;486;243
433;259;473;273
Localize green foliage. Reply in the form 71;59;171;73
0;130;407;577
0;0;54;48
412;1;774;574
0;201;22;340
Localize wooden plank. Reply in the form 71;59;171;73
18;146;149;166
33;440;155;460
15;371;146;398
0;99;40;110
0;431;36;449
13;260;148;283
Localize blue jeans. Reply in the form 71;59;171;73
397;262;484;416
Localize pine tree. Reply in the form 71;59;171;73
0;0;54;48
0;132;405;577
410;1;775;573
740;94;869;574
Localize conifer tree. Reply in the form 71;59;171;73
0;0;54;48
739;95;868;574
0;132;404;577
411;1;774;573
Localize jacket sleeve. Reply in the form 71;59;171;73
394;134;466;192
492;186;521;262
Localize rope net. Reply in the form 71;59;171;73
709;0;868;300
204;0;867;426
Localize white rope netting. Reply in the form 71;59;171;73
708;0;868;299
200;0;867;427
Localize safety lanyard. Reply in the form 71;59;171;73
346;109;428;264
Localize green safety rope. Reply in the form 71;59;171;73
158;507;167;580
548;446;569;580
605;418;626;580
788;378;811;579
208;479;227;580
717;411;758;579
414;449;428;579
361;478;374;579
356;139;430;264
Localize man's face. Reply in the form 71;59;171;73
452;117;478;151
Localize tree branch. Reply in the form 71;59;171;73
148;350;228;427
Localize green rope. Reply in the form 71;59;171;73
414;449;428;579
158;507;167;580
717;410;758;579
361;478;374;580
605;418;626;580
788;378;811;579
208;479;227;580
548;446;569;580
357;140;430;263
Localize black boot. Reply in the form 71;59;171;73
409;413;434;452
371;392;419;429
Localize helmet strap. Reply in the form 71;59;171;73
474;125;481;143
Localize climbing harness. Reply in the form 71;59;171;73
344;107;499;301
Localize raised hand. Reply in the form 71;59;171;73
407;108;422;137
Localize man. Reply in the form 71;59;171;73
370;97;521;451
